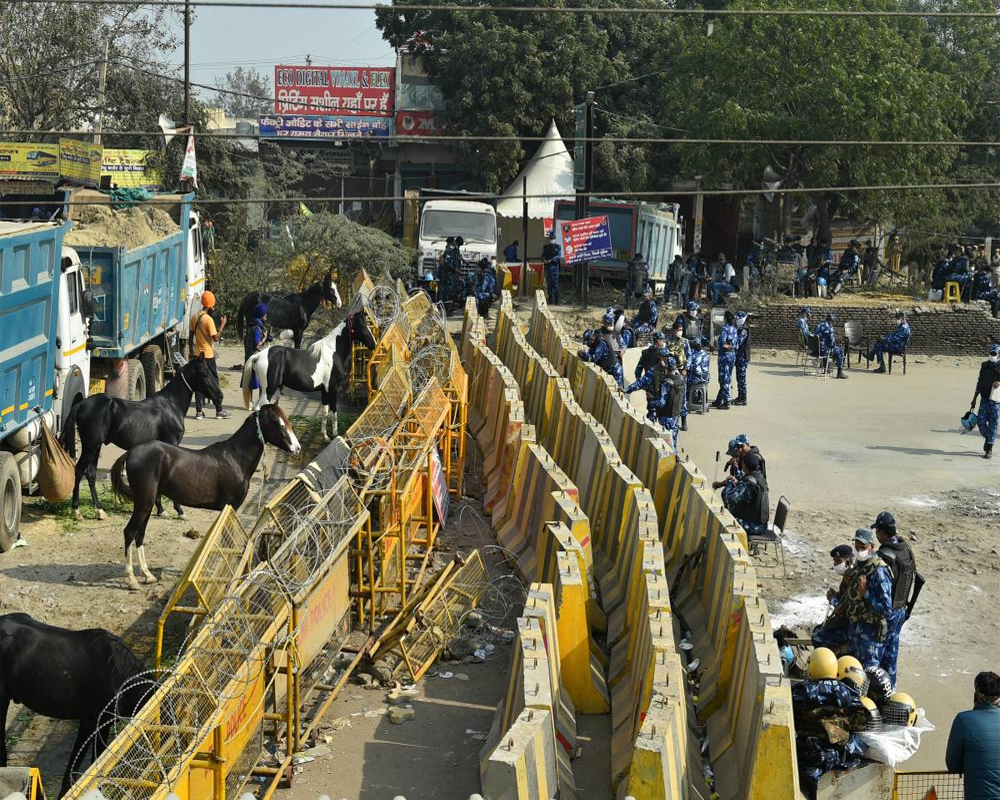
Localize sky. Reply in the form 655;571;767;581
170;6;395;102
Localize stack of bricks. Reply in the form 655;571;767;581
746;301;1000;355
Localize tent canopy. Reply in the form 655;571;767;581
496;120;575;220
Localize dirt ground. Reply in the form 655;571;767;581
7;294;996;796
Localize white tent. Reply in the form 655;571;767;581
497;120;575;219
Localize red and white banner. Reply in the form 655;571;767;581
274;65;394;117
561;216;614;265
543;217;554;237
395;110;443;136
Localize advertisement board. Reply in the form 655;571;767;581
274;65;393;116
102;149;165;190
59;138;103;187
395;110;443;137
259;114;392;140
0;143;60;179
561;216;614;265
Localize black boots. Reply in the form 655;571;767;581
985;443;993;459
836;366;848;379
873;365;886;374
680;417;688;431
733;395;747;406
712;398;730;410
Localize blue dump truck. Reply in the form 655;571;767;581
0;191;206;550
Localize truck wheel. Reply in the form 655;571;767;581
140;346;164;394
0;451;21;553
128;358;147;401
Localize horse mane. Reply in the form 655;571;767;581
308;319;346;357
104;635;147;708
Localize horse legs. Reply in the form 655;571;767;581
293;328;303;349
174;501;186;520
0;690;9;766
137;545;158;584
60;719;95;798
154;496;185;519
122;507;152;589
124;542;139;590
73;445;107;521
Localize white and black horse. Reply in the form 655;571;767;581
236;272;342;349
241;309;377;440
58;356;223;520
110;404;300;589
0;613;152;797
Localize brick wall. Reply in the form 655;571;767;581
747;301;1000;355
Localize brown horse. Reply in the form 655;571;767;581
110;405;300;589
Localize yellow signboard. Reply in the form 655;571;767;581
59;138;102;187
101;148;165;190
0;143;60;179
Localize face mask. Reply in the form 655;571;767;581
737;318;745;327
675;329;683;338
990;355;999;363
898;319;905;327
688;311;696;318
855;549;872;562
834;562;848;575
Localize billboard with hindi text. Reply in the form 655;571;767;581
274;65;393;116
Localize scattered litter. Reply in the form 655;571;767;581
679;640;694;651
455;672;469;681
473;649;487;661
484;643;495;653
10;537;27;549
389;706;415;724
465;730;489;741
292;755;315;766
364;707;388;718
295;744;331;759
685;658;701;674
501;630;516;642
439;671;454;679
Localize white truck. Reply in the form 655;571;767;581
417;198;498;281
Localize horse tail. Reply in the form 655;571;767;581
110;453;133;502
242;353;258;410
58;399;80;457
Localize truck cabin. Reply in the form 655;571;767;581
418;199;498;280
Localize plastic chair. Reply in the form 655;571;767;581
888;347;907;375
843;321;869;367
688;383;710;414
944;281;961;303
803;334;829;378
749;495;789;577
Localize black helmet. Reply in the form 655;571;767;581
865;666;894;706
456;236;465;247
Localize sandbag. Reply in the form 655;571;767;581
39;417;75;502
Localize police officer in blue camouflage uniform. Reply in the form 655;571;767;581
543;231;562;305
866;310;910;373
945;245;974;293
830;240;861;296
845;528;895;670
579;313;624;386
816;312;848;379
971;262;1000;317
682;340;711;430
722;451;769;536
971;344;1000;459
675;301;710;347
873;511;921;687
666;319;691;427
625;351;684;448
734;310;751;406
797;306;813;340
474;258;498;320
635;330;666;381
631;288;659;335
713;310;738;409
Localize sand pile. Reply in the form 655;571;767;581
65;205;179;249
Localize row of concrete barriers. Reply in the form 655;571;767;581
463;291;799;799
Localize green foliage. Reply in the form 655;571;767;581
210;211;415;318
214;66;273;119
377;0;673;192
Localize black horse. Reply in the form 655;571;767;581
110;404;301;589
59;356;223;520
0;613;152;797
236;272;342;349
241;309;377;440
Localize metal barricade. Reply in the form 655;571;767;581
894;771;964;800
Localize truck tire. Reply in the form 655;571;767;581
0;451;21;553
128;358;147;401
140;346;164;394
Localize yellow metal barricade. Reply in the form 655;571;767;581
894;771;964;800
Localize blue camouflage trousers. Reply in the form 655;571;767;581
736;356;749;399
978;397;999;446
812;619;849;651
873;341;901;368
848;621;885;670
545;266;560;305
658;415;679;450
717;353;736;403
609;360;624;387
736;517;767;537
825;344;845;369
880;608;907;687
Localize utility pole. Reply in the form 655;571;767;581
93;41;109;146
582;90;594;309
183;0;191;126
521;174;528;297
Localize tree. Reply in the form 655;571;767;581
376;0;673;193
659;0;981;239
213;67;273;119
0;1;178;134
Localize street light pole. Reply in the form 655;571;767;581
183;0;191;127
